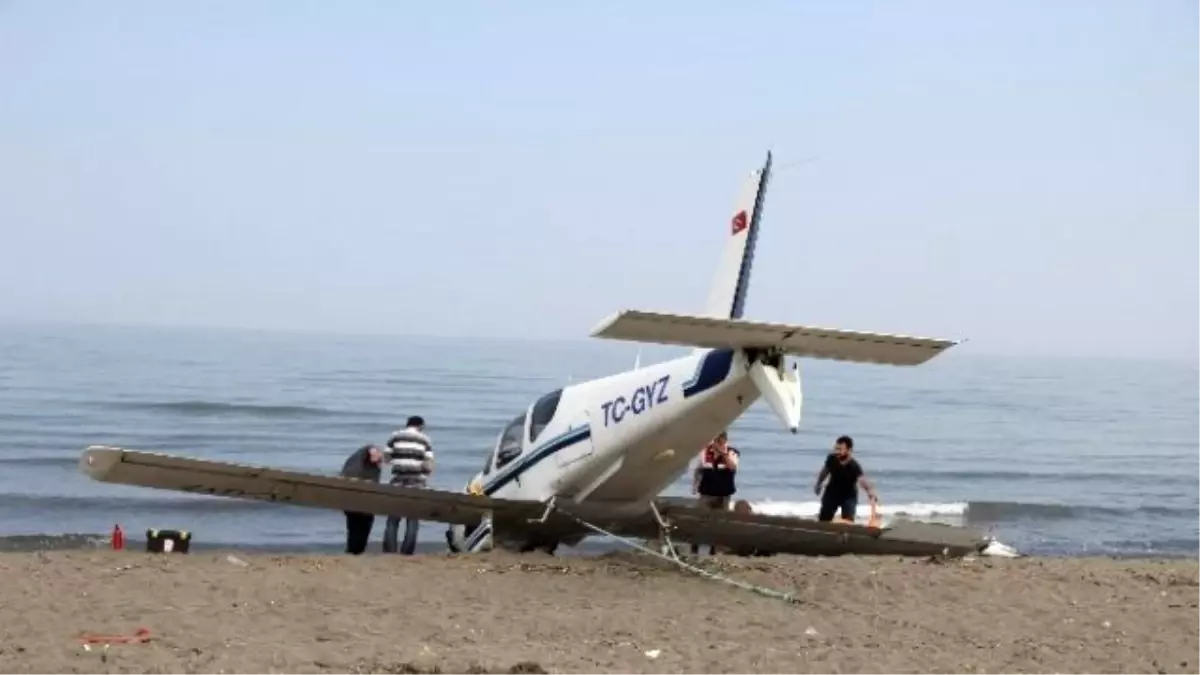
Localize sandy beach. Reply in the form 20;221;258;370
0;549;1195;674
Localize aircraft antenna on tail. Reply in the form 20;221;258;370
773;155;820;173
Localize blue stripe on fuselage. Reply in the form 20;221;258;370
681;348;735;398
482;424;592;496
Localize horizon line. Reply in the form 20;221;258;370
1;317;1197;367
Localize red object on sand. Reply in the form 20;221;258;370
111;524;124;551
80;627;151;645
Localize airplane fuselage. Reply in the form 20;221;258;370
452;346;784;552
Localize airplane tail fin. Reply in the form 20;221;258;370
588;152;959;433
702;151;773;321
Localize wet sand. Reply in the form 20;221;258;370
0;549;1195;674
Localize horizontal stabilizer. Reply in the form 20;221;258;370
79;446;548;526
590;310;957;366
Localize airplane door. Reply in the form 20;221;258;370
554;411;596;469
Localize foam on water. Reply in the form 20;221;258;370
747;501;1032;556
750;500;969;520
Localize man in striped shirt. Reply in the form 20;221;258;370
382;415;434;554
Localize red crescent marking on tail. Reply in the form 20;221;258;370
731;210;747;235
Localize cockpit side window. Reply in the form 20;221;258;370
528;388;563;444
494;413;526;470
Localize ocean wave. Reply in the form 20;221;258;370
964;500;1194;521
0;493;298;514
0;455;77;468
0;532;110;552
1098;538;1200;558
98;400;356;418
873;468;1193;485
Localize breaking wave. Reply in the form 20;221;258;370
100;400;355;418
750;500;968;519
748;499;1198;523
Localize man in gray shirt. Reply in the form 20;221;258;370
340;444;384;555
382;415;434;554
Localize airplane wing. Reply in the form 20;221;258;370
80;447;987;557
79;446;545;526
590;309;958;366
553;497;988;558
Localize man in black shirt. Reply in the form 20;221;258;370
814;435;877;523
340;444;384;554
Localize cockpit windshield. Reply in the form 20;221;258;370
486;388;563;474
528;388;563;444
493;412;526;470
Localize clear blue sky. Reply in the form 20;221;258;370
1;0;1196;360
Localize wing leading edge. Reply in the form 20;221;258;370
79;446;544;526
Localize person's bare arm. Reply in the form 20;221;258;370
859;474;877;502
723;448;739;470
691;459;702;494
814;465;829;495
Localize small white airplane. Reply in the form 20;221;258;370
80;151;973;557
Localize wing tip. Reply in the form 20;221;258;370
80;445;125;480
588;310;624;338
589;308;660;339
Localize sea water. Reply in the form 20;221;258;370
0;322;1195;557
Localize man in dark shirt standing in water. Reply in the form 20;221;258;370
814;435;877;523
340;444;384;554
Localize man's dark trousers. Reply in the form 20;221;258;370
345;511;374;554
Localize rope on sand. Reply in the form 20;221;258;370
559;508;802;605
556;504;1000;648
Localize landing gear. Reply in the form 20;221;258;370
446;520;491;554
447;498;561;556
445;526;462;553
